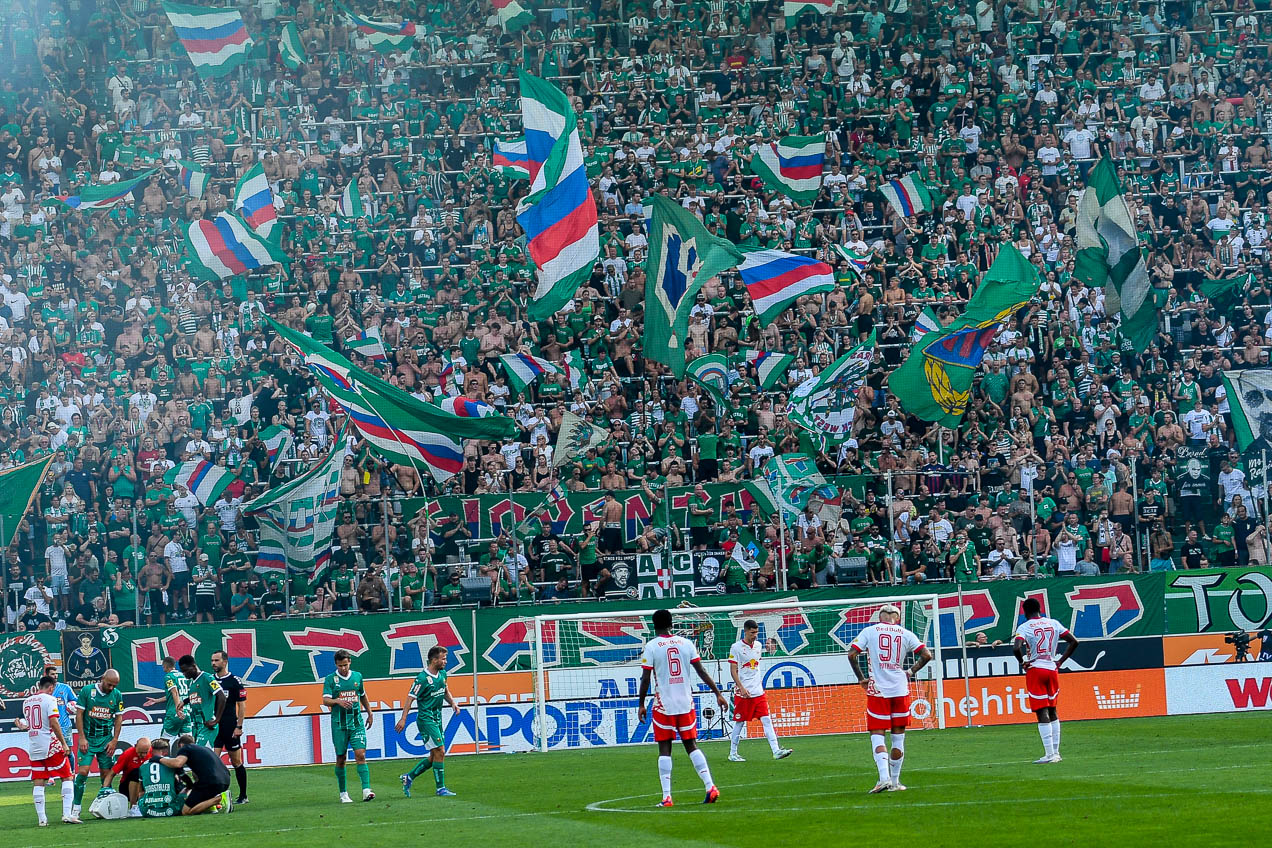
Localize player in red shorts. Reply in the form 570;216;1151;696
848;604;932;793
637;608;730;807
726;619;792;762
1014;598;1079;763
19;675;77;825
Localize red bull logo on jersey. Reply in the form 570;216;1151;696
485;618;558;671
283;628;369;679
383;619;467;673
1065;582;1144;638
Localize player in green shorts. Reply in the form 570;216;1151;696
72;668;124;820
179;655;226;747
322;649;374;803
396;646;459;797
137;739;187;817
143;657;192;740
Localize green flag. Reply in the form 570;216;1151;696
0;457;54;547
278;21;306;69
643;195;744;378
1222;369;1272;452
1074;158;1162;352
1200;273;1252;314
887;244;1041;427
787;330;877;441
686;353;731;410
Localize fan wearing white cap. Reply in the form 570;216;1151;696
847;604;932;793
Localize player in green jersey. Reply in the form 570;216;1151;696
396;646;459;798
322;649;374;803
142;657;192;740
136;739;186;818
71;669;124;819
179;655;226;747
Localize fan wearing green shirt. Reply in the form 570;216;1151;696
71;669;124;819
323;649;375;803
396;646;459;798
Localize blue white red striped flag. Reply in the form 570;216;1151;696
880;172;935;220
499;351;561;393
493;138;530;179
183;212;288;280
833;244;873;278
738;247;836;327
343;6;417;52
162;2;253;78
750;134;825;202
439;396;500;419
176;160;209;200
437;356;459;396
344;326;387;361
55;170;156;210
744;349;796;390
164;460;244;505
259;424;295;471
234;163;278;238
517;72;599;321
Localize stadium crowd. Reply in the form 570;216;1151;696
0;0;1267;627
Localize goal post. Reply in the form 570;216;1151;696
529;596;945;752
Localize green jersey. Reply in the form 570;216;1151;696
185;671;222;726
78;683;123;749
138;759;184;817
323;670;366;730
410;669;447;721
164;670;191;724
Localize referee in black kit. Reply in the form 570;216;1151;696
210;649;250;804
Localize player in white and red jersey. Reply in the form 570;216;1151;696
637;608;730;807
847;604;932;794
726;619;792;762
19;675;77;826
1013;598;1079;764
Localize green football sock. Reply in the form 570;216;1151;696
356;763;370;791
432;761;445;789
409;758;431;779
335;766;347;793
72;774;87;806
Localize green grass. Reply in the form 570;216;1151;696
3;714;1270;847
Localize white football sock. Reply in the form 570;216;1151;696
32;785;45;823
658;756;672;797
889;733;906;784
688;748;714;789
61;780;73;818
730;721;744;754
1039;722;1054;756
1050;720;1061;754
760;715;780;754
871;734;889;783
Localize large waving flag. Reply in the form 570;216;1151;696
517;72;600;321
1222;369;1272;452
338;179;365;218
493;138;530;179
439;396;500;420
345;326;387;361
176;161;209;200
234;163;278;238
184;212;288;280
493;0;534;31
278;21;306;68
343;7;416;52
1075;158;1163;353
888;245;1040;427
259;424;295;471
687;353;731;409
500;351;562;393
243;431;346;577
787;331;876;440
162;2;253;78
164;460;245;505
0;456;55;548
552;411;608;468
785;0;838;23
643;195;744;378
268;318;517;481
880;172;935;220
833;243;872;278
910;305;942;343
55;170;156;211
737;247;835;327
744;349;795;390
750;134;824;203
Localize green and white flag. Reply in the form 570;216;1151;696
1223;369;1272;452
338;179;365;218
910;305;941;343
552;410;609;468
787;330;877;440
0;456;55;548
1074;158;1161;352
759;454;841;527
643;195;744;378
278;21;306;68
686;353;731;410
243;432;348;576
1200;273;1253;313
260;424;295;471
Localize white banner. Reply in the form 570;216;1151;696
1164;663;1272;715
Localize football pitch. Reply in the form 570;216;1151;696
2;714;1268;847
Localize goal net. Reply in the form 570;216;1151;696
528;596;944;752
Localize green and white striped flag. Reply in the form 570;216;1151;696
1074;158;1161;352
1223;369;1272;452
787;331;876;440
278;21;306;69
338;179;365;218
260;424;295;471
686;353;731;410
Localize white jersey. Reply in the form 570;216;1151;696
1014;616;1070;671
850;623;924;698
728;638;765;697
641;634;700;715
21;692;63;760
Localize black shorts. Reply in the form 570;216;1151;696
581;561;600;582
148;589;166;614
196;594;216;614
214;725;242;752
185;777;230;810
600;526;623;553
119;768;141;794
690;526;710;548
